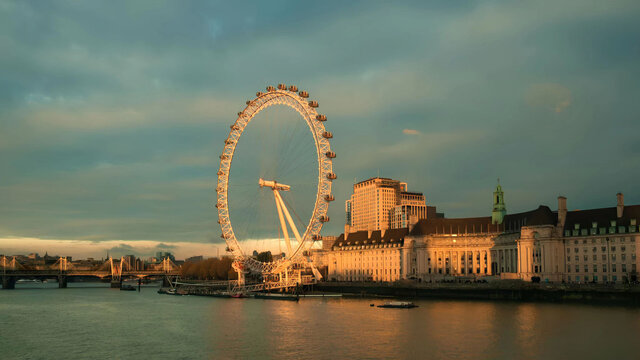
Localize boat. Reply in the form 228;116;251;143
120;284;136;291
254;293;299;301
377;301;418;309
16;279;41;284
231;293;249;298
157;288;177;295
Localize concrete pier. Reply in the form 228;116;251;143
2;276;16;289
58;275;67;288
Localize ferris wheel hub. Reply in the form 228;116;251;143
258;178;291;191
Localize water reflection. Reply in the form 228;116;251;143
2;287;640;360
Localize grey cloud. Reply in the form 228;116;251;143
1;1;640;249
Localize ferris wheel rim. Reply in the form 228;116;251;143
215;85;334;273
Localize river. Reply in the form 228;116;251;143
1;282;639;359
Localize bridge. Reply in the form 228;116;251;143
0;256;180;289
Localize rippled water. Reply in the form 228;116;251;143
1;282;640;359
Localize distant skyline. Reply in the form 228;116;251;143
2;1;640;258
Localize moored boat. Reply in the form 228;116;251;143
254;293;299;301
377;301;418;309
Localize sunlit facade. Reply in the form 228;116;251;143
320;185;640;284
345;177;428;233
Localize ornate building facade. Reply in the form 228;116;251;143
318;183;639;284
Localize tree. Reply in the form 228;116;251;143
256;251;273;263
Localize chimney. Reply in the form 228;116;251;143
617;193;624;218
558;196;567;228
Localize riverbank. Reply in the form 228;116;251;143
314;281;640;305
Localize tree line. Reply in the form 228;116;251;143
180;257;236;280
179;252;274;280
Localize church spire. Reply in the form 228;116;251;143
492;179;506;225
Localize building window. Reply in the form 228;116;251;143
603;264;607;272
584;265;588;272
575;265;579;272
601;246;606;252
612;264;617;272
575;256;579;261
602;255;606;261
567;256;571;262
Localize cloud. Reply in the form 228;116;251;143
525;83;572;113
403;129;420;135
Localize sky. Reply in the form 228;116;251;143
1;0;640;259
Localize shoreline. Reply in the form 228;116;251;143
313;282;640;306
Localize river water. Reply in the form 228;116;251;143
1;282;639;360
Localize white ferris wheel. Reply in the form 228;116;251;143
216;84;336;283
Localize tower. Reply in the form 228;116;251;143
492;179;506;225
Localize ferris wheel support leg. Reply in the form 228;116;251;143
274;190;293;256
237;270;245;287
274;191;303;250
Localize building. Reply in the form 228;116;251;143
319;182;640;284
155;251;175;262
186;255;204;263
345;177;429;233
324;229;407;282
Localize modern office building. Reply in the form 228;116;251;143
345;177;429;233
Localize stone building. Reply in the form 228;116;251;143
318;183;640;284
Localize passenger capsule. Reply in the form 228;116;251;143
325;194;335;201
325;151;336;158
322;131;333;139
237;112;243;116
266;85;276;92
316;114;327;121
299;91;309;98
220;154;228;160
230;124;239;130
225;139;235;145
312;235;320;241
308;100;318;108
256;91;264;97
277;83;287;90
246;100;251;105
225;246;231;252
288;85;298;92
326;173;337;180
320;216;330;222
217;170;224;175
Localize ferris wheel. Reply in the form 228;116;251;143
216;84;336;279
